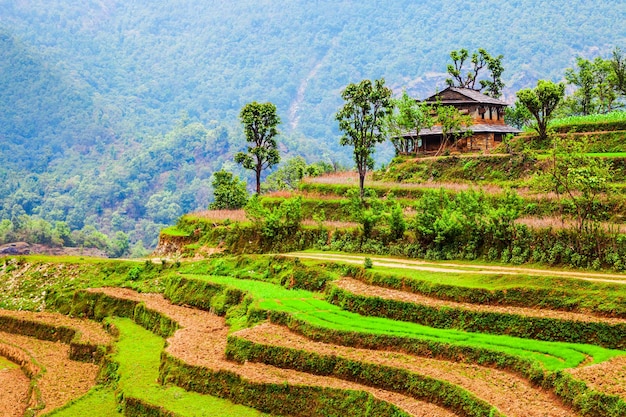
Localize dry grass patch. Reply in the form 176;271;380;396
567;356;626;400
0;332;99;414
0;309;112;346
0;354;30;417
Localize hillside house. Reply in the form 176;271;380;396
406;87;521;154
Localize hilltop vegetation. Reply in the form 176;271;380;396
1;0;626;250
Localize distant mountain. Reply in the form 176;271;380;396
0;0;624;248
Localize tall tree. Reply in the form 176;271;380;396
385;90;433;155
336;78;393;199
445;48;505;98
610;47;626;96
565;57;597;115
235;102;281;195
516;80;565;141
593;57;618;113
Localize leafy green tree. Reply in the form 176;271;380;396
516;80;565;141
235;102;281;195
593;57;618;113
445;48;505;98
336;78;393;199
543;135;611;234
345;188;384;240
611;47;626;96
209;170;248;210
387;201;406;240
565;57;597;115
504;102;533;129
108;231;130;258
244;195;302;239
385;90;433;154
262;156;307;192
435;105;473;156
145;191;182;224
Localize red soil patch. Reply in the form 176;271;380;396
334;277;626;325
236;323;577;417
0;359;29;417
567;356;626;399
88;288;455;417
0;332;99;414
0;309;113;346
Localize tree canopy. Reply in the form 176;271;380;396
516;80;565;141
336;79;393;199
235;102;281;195
445;48;505;98
385;91;433;155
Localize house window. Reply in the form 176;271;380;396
494;134;502;142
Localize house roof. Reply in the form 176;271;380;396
423;87;508;106
405;123;521;137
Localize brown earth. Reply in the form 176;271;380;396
0;309;113;346
333;277;626;325
0;357;29;417
235;323;578;417
88;287;456;417
567;356;626;399
0;331;99;414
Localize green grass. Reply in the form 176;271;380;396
0;355;18;371
296;252;626;292
0;257;173;311
181;273;626;372
43;387;121;417
584;152;626;158
160;226;191;237
551;111;626;127
111;317;272;417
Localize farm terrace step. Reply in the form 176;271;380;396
567;356;626;400
0;352;30;417
0;331;99;414
85;287;457;417
0;308;113;346
334;277;626;325
0;308;113;363
328;277;626;348
232;322;578;417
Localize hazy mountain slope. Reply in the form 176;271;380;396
0;0;624;249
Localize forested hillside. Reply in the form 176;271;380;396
1;0;625;251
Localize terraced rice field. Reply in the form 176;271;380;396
2;254;626;416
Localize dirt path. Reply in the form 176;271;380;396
0;332;99;414
334;277;626;325
0;357;29;417
88;288;457;417
284;252;626;284
236;323;578;417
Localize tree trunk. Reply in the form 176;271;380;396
256;167;262;195
359;172;365;200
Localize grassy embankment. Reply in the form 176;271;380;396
173;266;625;372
